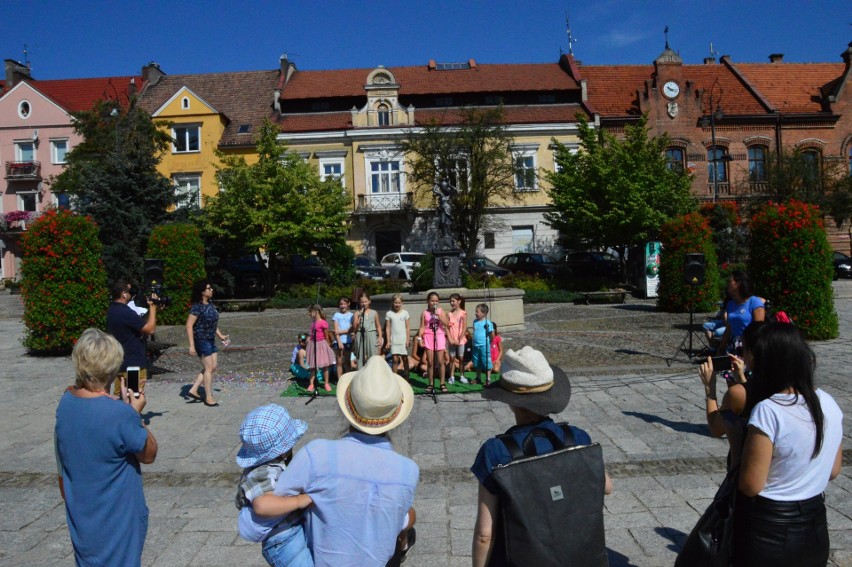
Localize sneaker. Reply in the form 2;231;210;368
447;376;455;385
324;382;332;392
306;384;315;392
459;376;469;384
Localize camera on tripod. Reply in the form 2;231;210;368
140;259;172;308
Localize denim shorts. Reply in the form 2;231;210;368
196;338;217;358
262;525;313;567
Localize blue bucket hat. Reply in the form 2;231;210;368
236;404;308;469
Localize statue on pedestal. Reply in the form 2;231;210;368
431;179;462;288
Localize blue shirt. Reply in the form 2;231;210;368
726;295;764;339
106;301;146;370
471;419;592;495
332;311;354;346
273;432;419;567
189;301;219;341
473;318;495;347
55;391;149;566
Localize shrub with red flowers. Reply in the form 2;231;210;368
657;212;721;312
749;200;837;339
146;224;206;325
20;209;108;353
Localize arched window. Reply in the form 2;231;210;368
665;148;684;172
377;103;390;126
748;145;767;182
802;149;820;183
707;146;728;182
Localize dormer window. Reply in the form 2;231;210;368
377;104;390;126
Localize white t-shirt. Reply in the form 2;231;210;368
749;389;843;501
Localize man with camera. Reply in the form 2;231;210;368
106;281;158;395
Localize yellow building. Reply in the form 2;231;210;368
272;55;588;262
137;63;279;207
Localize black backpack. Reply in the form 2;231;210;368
490;424;609;567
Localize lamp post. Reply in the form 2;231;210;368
700;80;724;203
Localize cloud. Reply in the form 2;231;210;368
602;28;655;48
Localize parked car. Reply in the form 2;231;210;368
380;252;426;280
278;254;329;284
353;255;390;280
834;251;852;280
223;252;267;297
464;255;510;277
497;253;559;277
561;251;622;280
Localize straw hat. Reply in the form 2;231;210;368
236;404;308;468
481;346;572;416
336;355;414;435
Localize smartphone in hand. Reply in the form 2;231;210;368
126;366;140;395
711;356;732;372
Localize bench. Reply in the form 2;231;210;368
576;289;628;305
217;298;269;312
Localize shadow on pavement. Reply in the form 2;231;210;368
654;525;687;553
606;547;642;567
622;411;710;436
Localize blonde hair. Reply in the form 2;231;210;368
391;293;404;303
72;328;124;390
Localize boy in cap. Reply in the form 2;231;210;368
236;404;314;567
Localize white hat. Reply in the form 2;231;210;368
336;355;414;435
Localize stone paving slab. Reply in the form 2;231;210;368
0;285;850;566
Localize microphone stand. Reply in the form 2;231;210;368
428;308;439;404
357;308;368;369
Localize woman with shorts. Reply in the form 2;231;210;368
186;279;229;407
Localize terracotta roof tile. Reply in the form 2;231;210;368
281;62;579;101
27;76;142;112
734;63;844;113
138;70;280;146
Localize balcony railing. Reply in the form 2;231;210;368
356;192;414;213
1;211;41;233
707;181;731;196
5;161;41;180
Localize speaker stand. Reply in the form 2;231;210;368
666;305;709;366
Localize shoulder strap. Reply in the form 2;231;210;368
497;423;574;460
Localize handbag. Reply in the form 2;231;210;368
674;465;739;567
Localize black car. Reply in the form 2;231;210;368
562;251;622;279
464;255;510;277
353;255;390;280
497;253;559;277
834;251;852;280
277;254;329;284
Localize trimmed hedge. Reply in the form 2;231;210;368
146;224;206;325
20;209;109;353
657;212;720;312
749;200;837;339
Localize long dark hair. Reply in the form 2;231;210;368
190;279;212;303
747;322;824;458
729;270;753;299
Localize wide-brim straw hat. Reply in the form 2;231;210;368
481;346;572;416
337;355;414;435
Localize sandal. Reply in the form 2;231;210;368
440;384;449;393
424;386;435;394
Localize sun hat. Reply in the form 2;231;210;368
481;346;572;416
336;355;415;435
236;404;308;469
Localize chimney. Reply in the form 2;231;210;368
142;61;164;86
128;77;137;97
769;53;784;63
5;59;32;88
703;57;716;65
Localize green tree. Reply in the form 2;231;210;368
400;106;518;257
146;224;206;325
50;98;176;283
544;114;695;271
20;209;109;353
199;120;350;293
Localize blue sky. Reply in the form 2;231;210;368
6;0;850;79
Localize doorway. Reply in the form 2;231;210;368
375;230;402;260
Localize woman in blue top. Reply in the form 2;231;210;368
186;279;230;406
55;328;158;567
717;270;764;355
471;346;613;567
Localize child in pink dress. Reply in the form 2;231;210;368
417;292;450;393
306;304;334;393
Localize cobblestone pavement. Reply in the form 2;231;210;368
1;285;850;566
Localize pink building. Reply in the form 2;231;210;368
0;60;139;281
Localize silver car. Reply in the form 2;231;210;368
380;252;425;280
